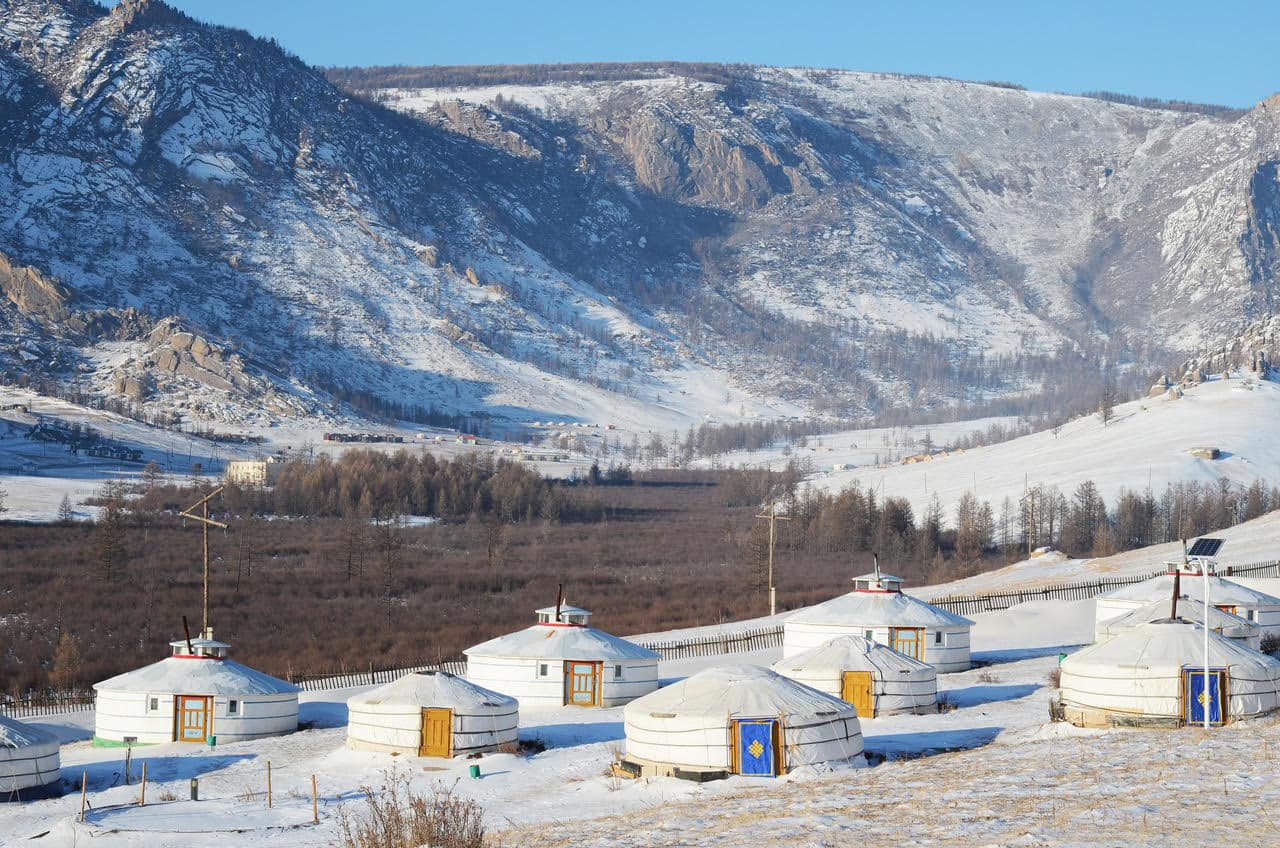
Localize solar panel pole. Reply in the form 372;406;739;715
1204;561;1210;730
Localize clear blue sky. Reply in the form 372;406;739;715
152;0;1278;107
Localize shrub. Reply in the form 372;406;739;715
337;772;487;848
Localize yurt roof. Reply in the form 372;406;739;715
773;635;935;677
0;714;58;749
466;624;658;661
1065;619;1280;675
788;589;973;628
852;571;903;583
94;657;299;696
348;670;516;710
535;603;591;618
1102;597;1258;636
623;664;854;719
1101;574;1280;606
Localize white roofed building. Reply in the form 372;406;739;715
93;631;299;746
1058;619;1280;728
464;603;659;708
622;665;863;779
772;635;937;717
1098;597;1262;650
1;714;61;800
347;670;518;757
783;571;973;672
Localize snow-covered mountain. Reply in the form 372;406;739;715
3;0;1280;431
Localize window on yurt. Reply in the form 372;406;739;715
149;697;159;712
615;664;623;679
935;632;943;645
865;630;874;640
228;699;239;715
539;663;549;677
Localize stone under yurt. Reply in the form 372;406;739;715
93;632;299;745
783;570;973;672
1;714;61;800
1057;618;1280;728
621;664;863;779
772;634;938;717
1097;597;1261;650
347;670;519;757
465;603;659;708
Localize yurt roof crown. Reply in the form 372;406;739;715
169;628;231;659
535;602;592;626
851;555;902;593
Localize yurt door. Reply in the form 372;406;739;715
419;708;452;757
841;671;875;717
890;627;924;660
564;660;602;706
731;719;778;777
1183;668;1227;726
175;695;211;743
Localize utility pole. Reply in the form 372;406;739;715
755;505;791;616
181;486;228;636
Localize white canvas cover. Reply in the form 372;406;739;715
1098;598;1261;649
772;635;937;715
1060;619;1280;725
783;590;973;671
347;671;518;756
1095;574;1280;638
623;664;863;773
1;714;61;797
465;624;659;662
94;654;299;744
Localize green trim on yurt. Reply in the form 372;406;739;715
92;735;160;748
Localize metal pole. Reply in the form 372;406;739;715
202;498;209;635
1204;564;1211;730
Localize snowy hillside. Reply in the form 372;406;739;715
2;1;1280;434
810;372;1280;519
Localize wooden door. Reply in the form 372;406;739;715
564;660;602;706
1215;604;1238;616
890;627;924;660
419;708;452;757
175;695;211;743
841;671;875;718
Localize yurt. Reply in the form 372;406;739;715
1;714;61;800
622;664;863;779
465;603;659;708
1094;561;1280;640
93;632;299;746
783;571;974;672
1098;597;1261;650
772;635;938;717
1058;619;1280;728
347;670;518;757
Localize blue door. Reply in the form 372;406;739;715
1184;669;1225;726
734;719;777;777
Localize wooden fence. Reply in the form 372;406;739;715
634;625;784;660
928;559;1280;616
287;660;468;693
0;691;95;719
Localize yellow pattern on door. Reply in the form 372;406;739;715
841;671;875;718
419;708;452;757
175;695;211;743
565;660;601;706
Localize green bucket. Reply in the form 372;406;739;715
468;764;481;779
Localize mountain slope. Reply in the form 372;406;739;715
3;0;1280;431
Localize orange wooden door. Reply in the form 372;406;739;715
890;627;924;660
841;671;875;717
419;708;452;757
175;695;211;742
564;660;601;706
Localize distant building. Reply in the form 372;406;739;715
456;434;478;445
225;459;280;487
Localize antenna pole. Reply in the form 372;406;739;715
180;486;228;637
755;505;791;617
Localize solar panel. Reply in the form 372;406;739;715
1187;537;1225;558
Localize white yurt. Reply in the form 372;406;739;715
1058;618;1280;728
772;635;938;717
783;571;974;672
1098;597;1261;650
1;714;61;800
622;664;863;779
347;670;518;757
1094;562;1280;640
93;632;299;746
465;603;659;708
